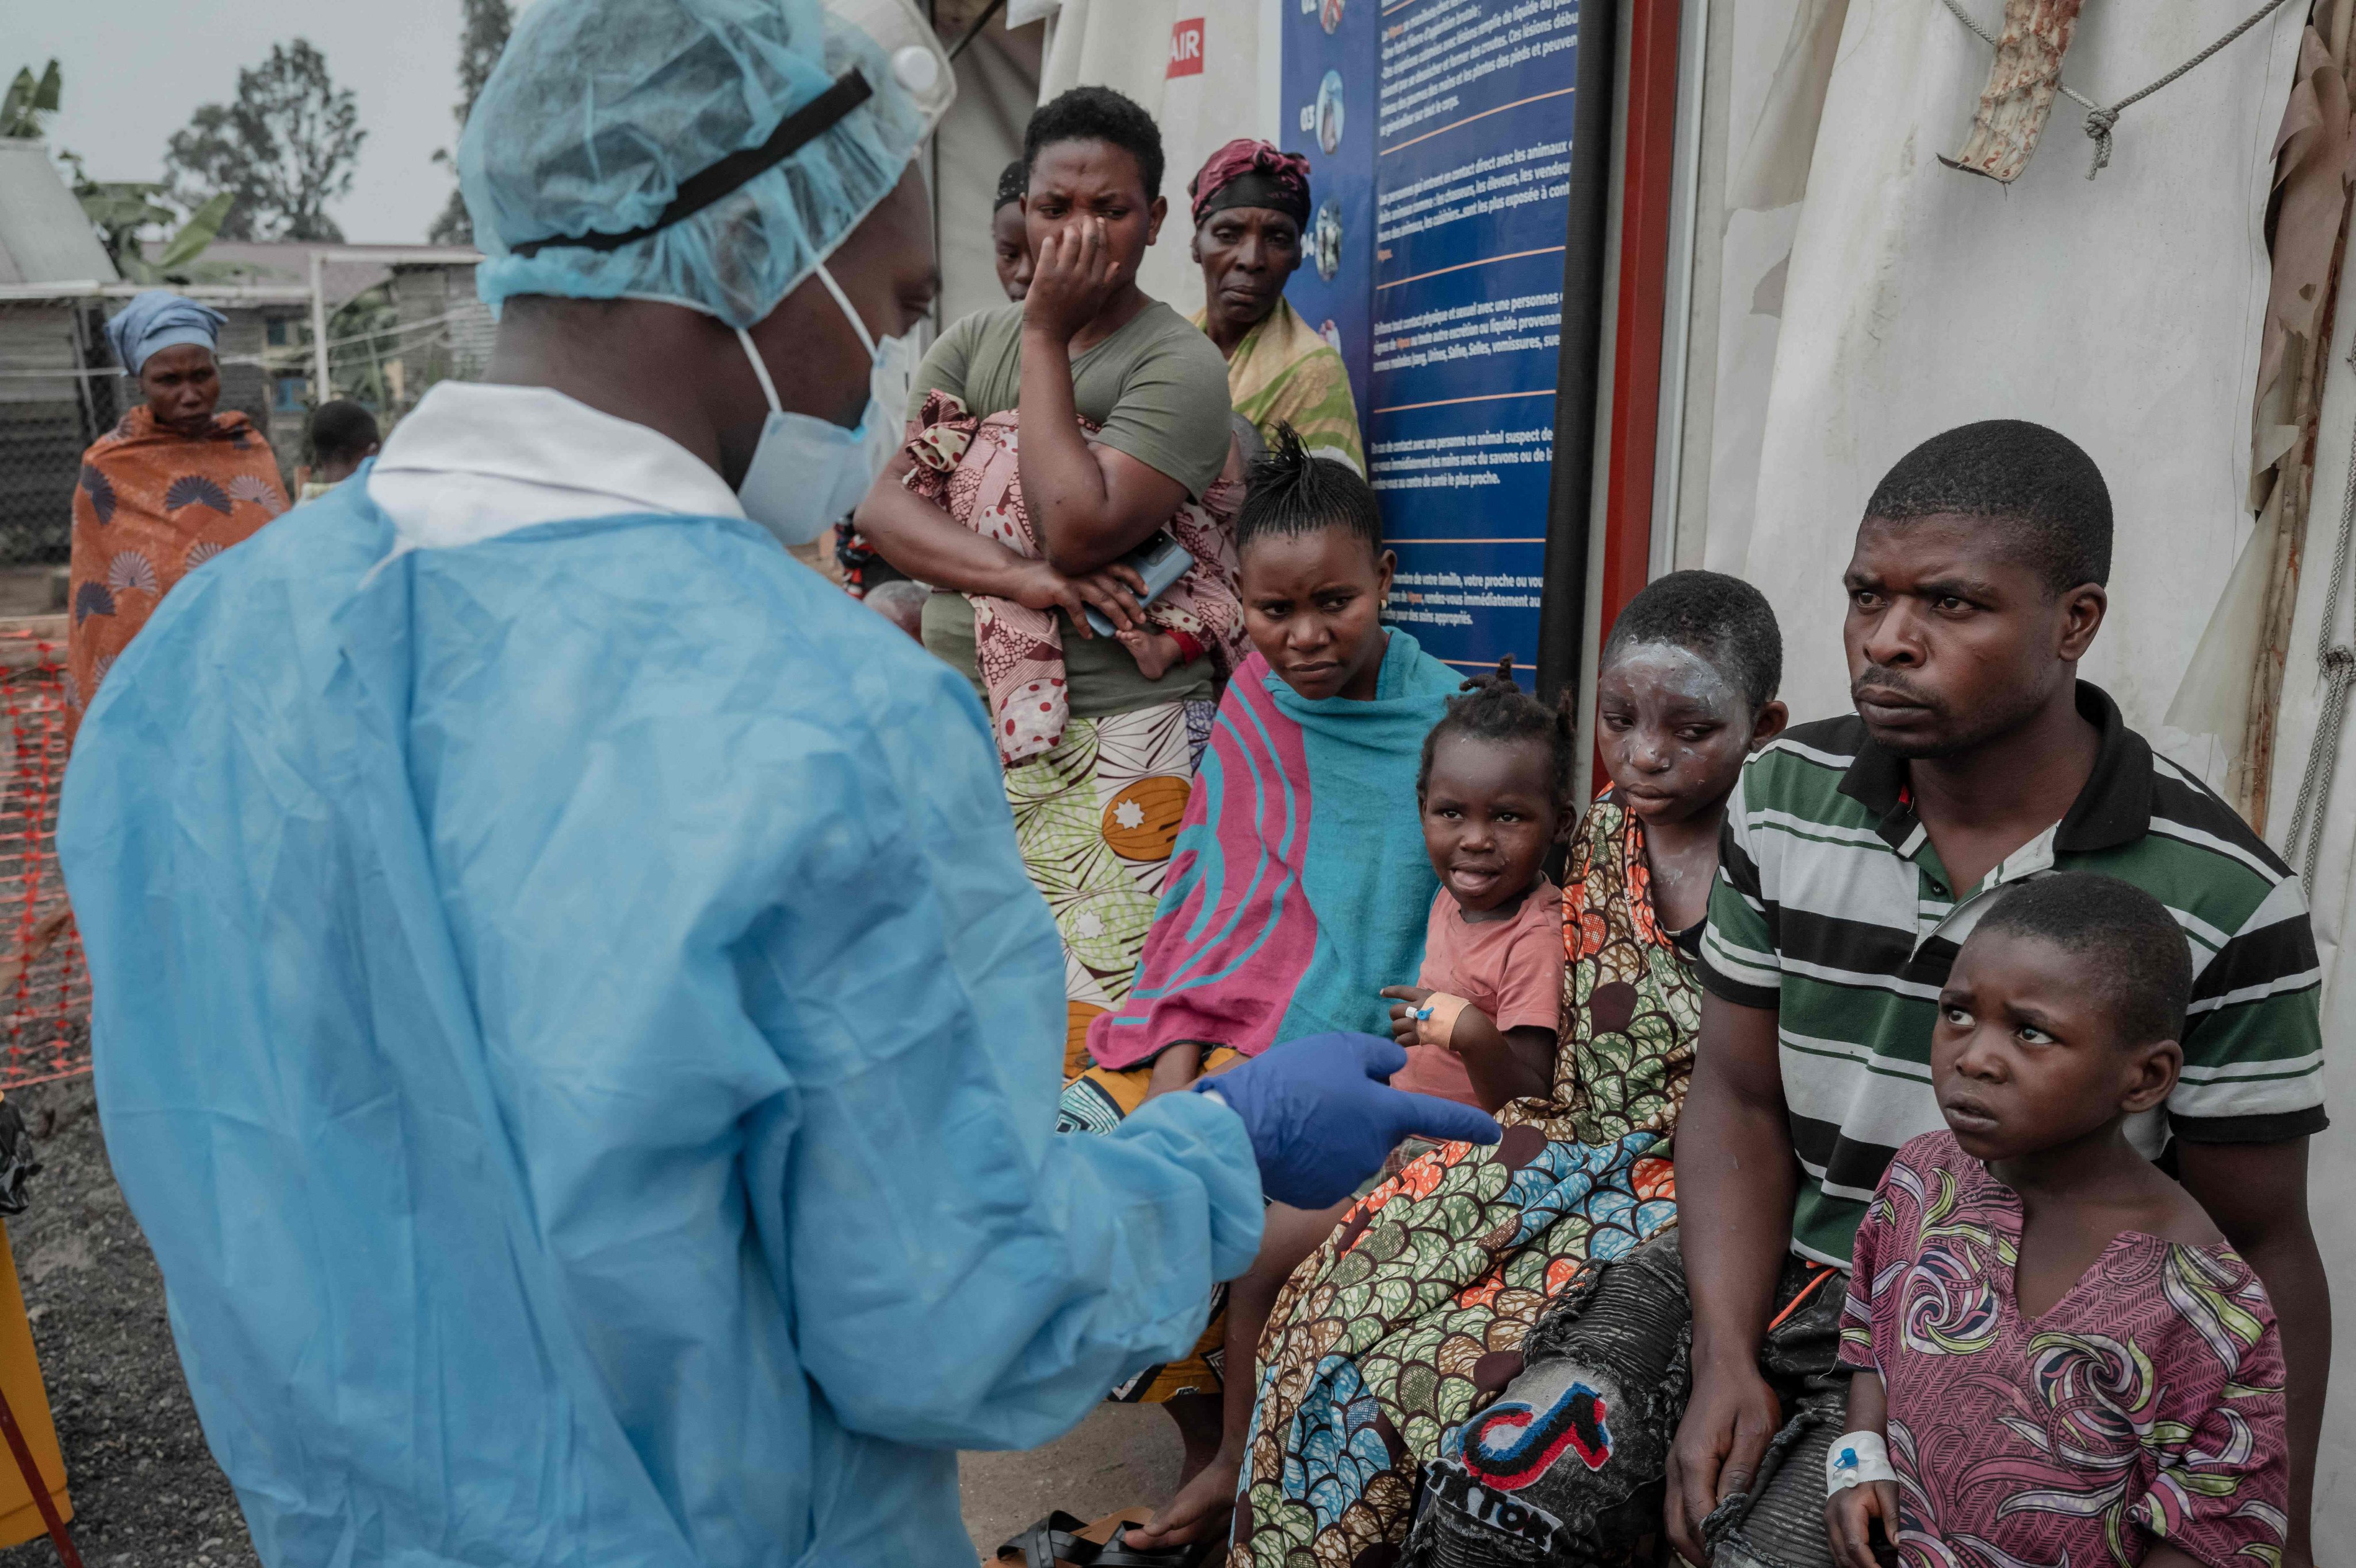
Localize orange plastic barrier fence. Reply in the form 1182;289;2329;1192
0;635;86;1090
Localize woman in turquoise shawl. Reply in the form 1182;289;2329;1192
1056;624;1457;1405
1049;435;1460;1539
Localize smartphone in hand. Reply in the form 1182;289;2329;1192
1084;531;1196;638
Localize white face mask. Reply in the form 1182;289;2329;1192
734;263;900;548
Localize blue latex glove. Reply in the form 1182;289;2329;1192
1195;1031;1502;1208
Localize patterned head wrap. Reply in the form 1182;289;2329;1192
1188;139;1311;227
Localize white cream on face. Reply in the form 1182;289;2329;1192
1604;640;1747;726
1597;638;1756;913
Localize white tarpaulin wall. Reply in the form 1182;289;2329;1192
1708;0;2304;735
2264;242;2356;1530
934;16;1047;332
1680;0;2352;1532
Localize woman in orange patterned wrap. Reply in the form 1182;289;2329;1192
69;292;287;743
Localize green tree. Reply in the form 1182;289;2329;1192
1;60;60;139
428;0;514;246
64;159;237;282
165;40;365;242
27;66;234;282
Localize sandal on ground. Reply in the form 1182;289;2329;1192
993;1508;1219;1568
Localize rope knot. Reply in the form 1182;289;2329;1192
2323;644;2356;678
2083;107;2120;179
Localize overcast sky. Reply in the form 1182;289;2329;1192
7;0;503;245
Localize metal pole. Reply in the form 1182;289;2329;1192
1535;0;1624;710
1650;0;1708;578
309;250;330;404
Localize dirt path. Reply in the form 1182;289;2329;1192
0;1076;255;1568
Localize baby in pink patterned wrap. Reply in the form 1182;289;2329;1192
1829;872;2287;1568
898;388;1247;766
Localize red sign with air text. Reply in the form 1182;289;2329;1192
1168;18;1206;77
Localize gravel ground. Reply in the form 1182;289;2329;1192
0;1076;255;1568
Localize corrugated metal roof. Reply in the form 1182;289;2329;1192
202;241;480;311
0;140;117;287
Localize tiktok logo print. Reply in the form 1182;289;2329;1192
1461;1363;1614;1489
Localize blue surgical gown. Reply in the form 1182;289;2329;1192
56;480;1264;1567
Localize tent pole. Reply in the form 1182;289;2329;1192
309;251;329;404
1596;0;1686;667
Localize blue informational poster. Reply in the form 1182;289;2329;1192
1278;0;1379;408
1282;0;1579;678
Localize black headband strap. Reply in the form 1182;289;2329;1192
510;69;873;258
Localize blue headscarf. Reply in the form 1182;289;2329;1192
104;290;225;376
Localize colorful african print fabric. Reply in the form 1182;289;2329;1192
900;390;1246;766
1195;299;1365;475
1839;1131;2288;1567
1082;631;1454;1072
68;407;286;744
1233;795;1692;1568
1012;701;1219;1076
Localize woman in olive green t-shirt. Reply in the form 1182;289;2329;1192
854;89;1237;1078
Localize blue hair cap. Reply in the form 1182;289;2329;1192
462;0;950;328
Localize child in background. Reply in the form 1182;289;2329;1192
296;400;380;503
990;158;1033;301
1828;873;2287;1568
1380;672;1571;1110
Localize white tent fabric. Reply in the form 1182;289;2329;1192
1710;0;2304;745
933;17;1046;331
1686;0;2350;1532
2263;239;2356;1531
1693;0;1843;583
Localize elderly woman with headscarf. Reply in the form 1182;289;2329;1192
1188;139;1364;473
69;290;286;741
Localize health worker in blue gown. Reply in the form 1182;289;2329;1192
55;2;1500;1566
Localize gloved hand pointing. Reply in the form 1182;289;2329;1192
1194;1031;1502;1208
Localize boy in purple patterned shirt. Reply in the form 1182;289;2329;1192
1828;873;2287;1568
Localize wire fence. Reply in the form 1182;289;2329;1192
0;629;86;1089
0;299;123;567
0;401;89;567
0;278;504;1095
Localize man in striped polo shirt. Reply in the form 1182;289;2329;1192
1405;422;2328;1568
1674;422;2328;1565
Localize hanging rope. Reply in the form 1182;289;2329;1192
1938;0;2300;177
2281;336;2356;892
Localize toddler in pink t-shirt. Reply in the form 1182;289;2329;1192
1382;672;1570;1112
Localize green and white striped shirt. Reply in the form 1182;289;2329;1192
1698;683;2327;1269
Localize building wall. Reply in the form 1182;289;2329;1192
208;308;288;486
387;264;495;415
